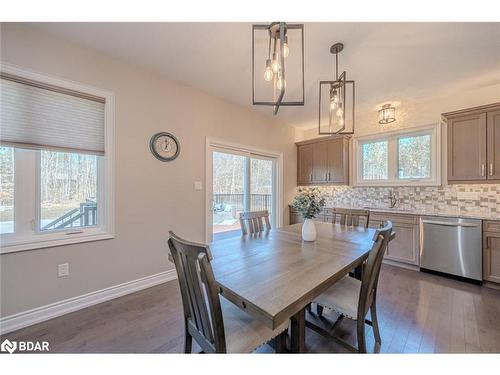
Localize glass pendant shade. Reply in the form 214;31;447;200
378;104;396;124
252;22;304;115
318;43;355;135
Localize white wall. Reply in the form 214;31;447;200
0;24;297;317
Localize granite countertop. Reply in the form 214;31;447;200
325;205;500;221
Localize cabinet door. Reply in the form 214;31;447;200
483;234;500;284
327;138;349;184
385;223;419;265
447;112;487;181
312;141;328;183
487;109;500;180
297;144;313;185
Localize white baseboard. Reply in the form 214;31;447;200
0;269;177;335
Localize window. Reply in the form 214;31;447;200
362;140;388;180
0;147;15;234
0;66;114;253
398;134;431;179
354;124;440;186
40;150;99;231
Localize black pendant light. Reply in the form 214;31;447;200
252;22;304;115
318;43;355;134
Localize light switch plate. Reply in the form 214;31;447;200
58;263;69;277
194;181;203;191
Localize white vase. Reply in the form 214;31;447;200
302;218;317;242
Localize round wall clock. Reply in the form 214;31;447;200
149;132;180;162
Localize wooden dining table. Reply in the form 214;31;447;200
207;222;376;353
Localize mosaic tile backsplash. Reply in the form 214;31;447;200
309;184;500;218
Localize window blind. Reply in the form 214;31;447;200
0;74;105;155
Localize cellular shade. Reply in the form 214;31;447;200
0;74;105;155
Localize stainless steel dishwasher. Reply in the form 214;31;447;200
419;216;482;282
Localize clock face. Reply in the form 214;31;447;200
149;132;180;161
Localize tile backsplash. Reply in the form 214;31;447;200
309;184;500;217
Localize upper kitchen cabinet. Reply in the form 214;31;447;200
487;109;500;180
296;136;349;186
297;144;313;184
444;102;500;183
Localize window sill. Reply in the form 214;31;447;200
0;230;114;254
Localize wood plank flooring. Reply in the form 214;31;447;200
2;264;500;353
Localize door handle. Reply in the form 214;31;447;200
422;220;479;228
490;163;494;176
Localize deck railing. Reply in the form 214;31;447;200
41;200;97;231
213;193;272;213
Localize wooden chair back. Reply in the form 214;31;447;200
239;210;271;235
331;208;370;229
357;221;395;318
168;231;227;353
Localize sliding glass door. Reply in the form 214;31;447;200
211;148;277;240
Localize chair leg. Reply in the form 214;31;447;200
356;319;366;353
316;304;324;317
184;330;192;354
370;302;381;344
275;331;288;353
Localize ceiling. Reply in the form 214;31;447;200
30;22;500;129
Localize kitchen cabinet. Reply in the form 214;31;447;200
483;220;500;285
297;144;313;184
370;213;419;266
296;136;349;185
487;109;500;180
312;140;328;183
289;206;326;224
444;102;500;183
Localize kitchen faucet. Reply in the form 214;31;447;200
388;188;399;208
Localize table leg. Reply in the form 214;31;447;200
353;263;363;280
290;307;306;353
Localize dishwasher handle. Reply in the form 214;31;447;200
421;219;479;228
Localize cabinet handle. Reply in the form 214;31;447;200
327;172;330;181
481;164;485;177
310;173;312;182
490;163;494;176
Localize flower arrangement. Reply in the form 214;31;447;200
291;187;326;219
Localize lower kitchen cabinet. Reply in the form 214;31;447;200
483;220;500;284
369;213;420;266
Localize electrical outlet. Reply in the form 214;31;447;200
58;263;69;277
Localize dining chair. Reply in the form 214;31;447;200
239;210;271;235
306;221;394;353
330;207;370;229
168;231;288;353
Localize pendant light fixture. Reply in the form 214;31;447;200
318;43;355;135
378;104;396;124
252;22;304;115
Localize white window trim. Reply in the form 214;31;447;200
205;137;284;243
0;63;115;254
352;123;441;187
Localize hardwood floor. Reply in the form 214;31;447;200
3;264;500;353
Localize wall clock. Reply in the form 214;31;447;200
149;132;180;162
